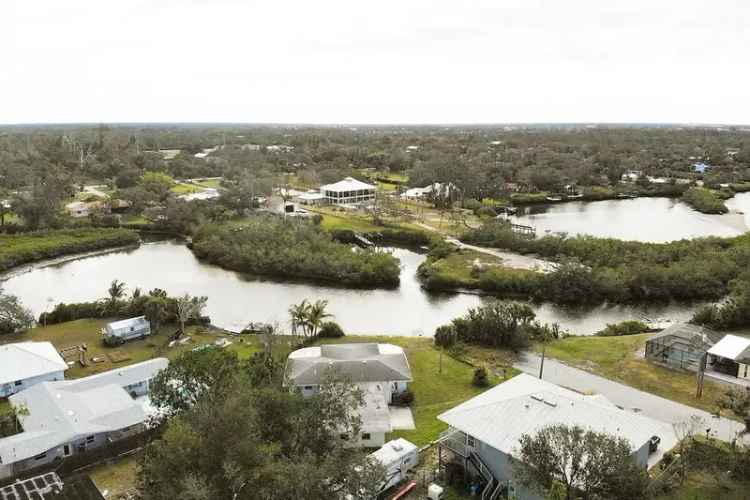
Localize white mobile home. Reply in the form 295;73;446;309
0;342;68;398
102;316;151;345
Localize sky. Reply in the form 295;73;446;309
3;0;750;125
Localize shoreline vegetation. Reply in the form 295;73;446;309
0;228;140;274
422;220;750;306
191;215;402;288
680;186;731;214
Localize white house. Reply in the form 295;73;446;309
0;342;68;398
706;334;750;385
295;190;327;206
285;343;413;447
320;177;376;205
438;374;671;500
0;358;168;479
102;316;152;345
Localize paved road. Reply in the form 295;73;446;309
514;353;747;450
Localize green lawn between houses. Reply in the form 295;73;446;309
540;333;727;416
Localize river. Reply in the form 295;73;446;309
512;193;750;242
0;240;700;336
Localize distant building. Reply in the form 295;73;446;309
177;188;220;202
693;163;710;174
320;177;376;205
102;316;151;345
285;343;413;447
0;342;68;398
438;374;671;500
0;358;168;479
64;200;109;218
296;190;327;206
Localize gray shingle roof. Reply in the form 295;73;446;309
285;343;412;386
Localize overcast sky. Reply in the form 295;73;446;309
3;0;749;125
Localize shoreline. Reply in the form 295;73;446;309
0;243;142;282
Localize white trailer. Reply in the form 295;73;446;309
369;438;419;493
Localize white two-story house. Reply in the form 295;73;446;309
285;343;412;447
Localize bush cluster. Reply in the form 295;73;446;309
191;216;401;287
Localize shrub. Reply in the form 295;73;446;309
434;324;457;347
318;321;345;338
472;367;489;387
392;390;414;406
476;206;497;218
595;320;648;337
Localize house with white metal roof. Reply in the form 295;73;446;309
285;343;413;447
437;374;671;500
0;358;167;480
706;334;750;385
102;316;151;345
0;342;68;398
320;177;376;205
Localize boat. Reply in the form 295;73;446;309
616;193;637;199
566;193;583;199
546;196;563;202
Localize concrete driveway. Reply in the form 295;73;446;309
514;352;748;451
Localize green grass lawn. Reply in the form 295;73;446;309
313;336;507;446
192;179;222;189
170;183;202;194
541;334;726;414
655;472;750;500
1;319;262;379
89;454;140;499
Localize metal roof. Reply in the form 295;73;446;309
438;374;669;460
369;438;417;467
320;177;376;193
0;342;68;386
285;343;412;386
0;359;167;464
647;323;722;348
106;316;149;332
707;334;750;362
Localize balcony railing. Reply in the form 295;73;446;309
438;428;468;457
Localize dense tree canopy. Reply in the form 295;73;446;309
140;349;385;500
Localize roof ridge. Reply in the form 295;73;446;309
9;342;64;366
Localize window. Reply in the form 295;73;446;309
361;433;371;440
14;380;22;387
303;385;313;390
34;452;47;461
467;435;476;448
340;433;349;441
86;435;95;444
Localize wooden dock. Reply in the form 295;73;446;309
510;223;535;236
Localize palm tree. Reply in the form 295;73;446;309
288;300;311;338
107;279;127;309
306;299;332;338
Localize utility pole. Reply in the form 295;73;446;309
539;344;546;379
696;352;707;398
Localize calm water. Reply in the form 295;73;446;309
0;241;701;336
512;193;750;243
